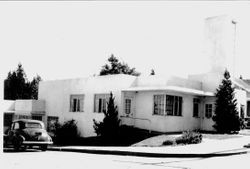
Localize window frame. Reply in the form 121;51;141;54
47;116;59;132
94;94;109;113
70;94;84;112
153;94;183;116
193;98;200;118
124;98;132;115
205;103;213;118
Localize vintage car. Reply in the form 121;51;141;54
4;119;53;151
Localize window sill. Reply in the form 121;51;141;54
152;114;183;117
70;111;84;113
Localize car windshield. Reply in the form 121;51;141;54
25;122;42;129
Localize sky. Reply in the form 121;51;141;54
1;1;250;82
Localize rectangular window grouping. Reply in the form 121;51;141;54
153;94;182;116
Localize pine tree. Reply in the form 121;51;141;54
150;69;155;75
100;54;140;76
4;63;42;100
212;70;241;133
93;92;121;138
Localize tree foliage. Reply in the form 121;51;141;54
150;69;155;75
100;54;140;76
93;92;121;137
4;63;42;100
212;70;241;133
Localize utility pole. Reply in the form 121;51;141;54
232;20;237;78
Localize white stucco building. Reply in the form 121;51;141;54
4;15;250;137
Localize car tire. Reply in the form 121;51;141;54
13;138;22;151
40;145;47;151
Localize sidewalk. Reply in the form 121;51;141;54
48;134;250;158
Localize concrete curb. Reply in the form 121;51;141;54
47;147;250;158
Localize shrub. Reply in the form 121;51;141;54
93;92;121;138
175;131;202;145
162;140;174;146
53;119;80;145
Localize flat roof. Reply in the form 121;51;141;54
122;86;214;96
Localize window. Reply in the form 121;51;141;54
32;115;43;121
70;95;84;112
4;114;13;128
166;95;174;115
125;99;132;115
247;101;250;117
153;94;182;116
94;94;109;113
25;122;42;129
153;95;165;115
193;98;200;117
240;105;245;118
173;96;182;116
205;104;213;118
13;122;20;130
15;115;31;119
47;116;59;132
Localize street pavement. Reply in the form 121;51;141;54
1;150;250;169
2;130;250;169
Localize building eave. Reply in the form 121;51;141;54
122;86;214;96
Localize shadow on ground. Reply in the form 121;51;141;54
3;147;43;153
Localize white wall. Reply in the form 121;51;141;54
201;96;216;131
38;75;136;137
201;89;247;131
234;88;247;116
15;100;33;113
134;75;202;90
129;90;202;132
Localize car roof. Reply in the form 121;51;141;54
13;119;44;124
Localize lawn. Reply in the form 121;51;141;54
132;132;244;147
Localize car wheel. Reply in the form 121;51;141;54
13;139;22;151
40;145;47;151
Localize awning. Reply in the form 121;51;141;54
122;86;214;96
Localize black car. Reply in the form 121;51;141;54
4;119;53;151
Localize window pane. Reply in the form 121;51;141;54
247;102;250;117
98;98;102;112
70;95;84;112
14;122;20;129
125;99;131;114
94;94;109;113
166;95;174;115
193;98;199;117
47;116;59;132
32;115;42;121
73;99;77;112
153;95;164;115
174;96;178;116
178;97;182;116
205;104;212;118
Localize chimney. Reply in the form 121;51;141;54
204;15;237;77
